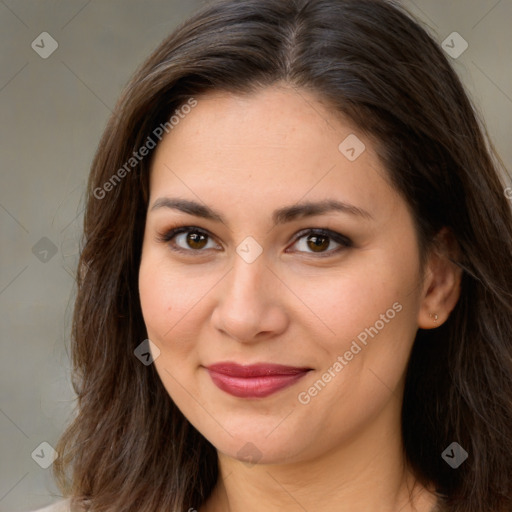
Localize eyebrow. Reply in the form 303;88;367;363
149;197;373;225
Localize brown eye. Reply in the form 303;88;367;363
306;234;330;252
158;227;220;254
186;231;208;250
290;228;352;256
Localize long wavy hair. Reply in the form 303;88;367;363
53;0;512;511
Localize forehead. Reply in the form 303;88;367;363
148;86;395;219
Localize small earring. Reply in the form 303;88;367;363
429;313;439;322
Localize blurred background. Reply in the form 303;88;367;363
0;1;511;510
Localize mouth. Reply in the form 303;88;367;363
204;362;312;398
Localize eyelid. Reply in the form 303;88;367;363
156;225;352;256
155;225;222;254
286;227;353;256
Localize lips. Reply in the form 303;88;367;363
205;362;312;398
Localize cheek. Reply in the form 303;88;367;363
294;258;415;346
138;259;174;339
138;248;219;358
294;266;419;428
301;255;421;397
139;247;190;336
138;252;202;396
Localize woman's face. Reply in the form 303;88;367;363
139;85;427;465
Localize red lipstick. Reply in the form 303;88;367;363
205;362;311;398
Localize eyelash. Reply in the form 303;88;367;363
156;225;353;258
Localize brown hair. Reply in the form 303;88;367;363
53;1;512;511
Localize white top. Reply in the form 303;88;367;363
30;500;71;512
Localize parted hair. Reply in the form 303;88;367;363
53;1;512;511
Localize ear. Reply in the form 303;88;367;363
417;227;463;329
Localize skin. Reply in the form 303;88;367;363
138;84;462;512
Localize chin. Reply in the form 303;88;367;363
196;420;311;466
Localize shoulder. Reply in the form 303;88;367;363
30;499;72;512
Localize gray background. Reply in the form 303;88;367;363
0;1;511;511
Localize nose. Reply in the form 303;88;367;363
211;254;289;344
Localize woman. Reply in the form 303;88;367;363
37;0;512;511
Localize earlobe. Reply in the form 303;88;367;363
429;313;439;322
417;227;463;329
